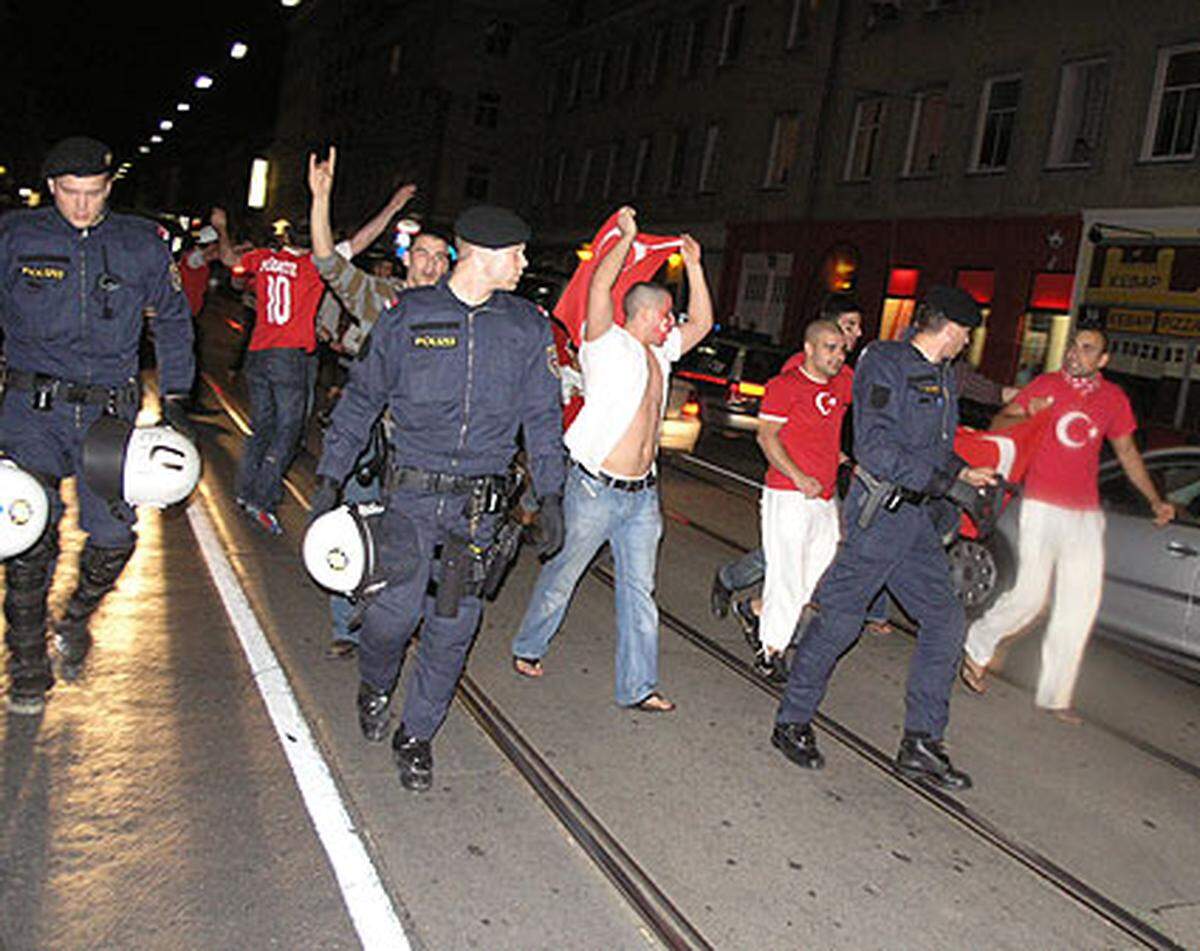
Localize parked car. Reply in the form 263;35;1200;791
674;331;791;434
947;446;1200;667
514;270;703;454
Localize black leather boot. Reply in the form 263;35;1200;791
54;543;133;679
357;682;392;742
393;727;432;792
771;721;825;770
896;734;972;790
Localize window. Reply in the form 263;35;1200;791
566;57;582;109
666;128;688;193
972;76;1021;172
845;98;886;180
903;88;948;176
734;252;793;339
955;270;994;367
602;141;620;199
618;40;639;92
698;124;721;193
484;19;514;57
576;148;593;202
464;164;491;201
786;0;810;49
719;3;746;66
388;44;401;76
648;25;670;86
1103;463;1200;525
880;267;920;339
632;136;652;195
682;18;706;76
474;91;500;129
764;112;800;187
1143;43;1200;160
553;151;568;203
592;49;611;100
1047;59;1109;167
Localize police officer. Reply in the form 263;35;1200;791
0;137;195;714
309;204;565;792
771;286;994;789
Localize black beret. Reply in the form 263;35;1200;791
925;284;983;328
454;205;530;248
42;136;114;179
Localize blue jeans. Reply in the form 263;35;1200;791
513;464;663;706
329;472;383;645
235;348;314;511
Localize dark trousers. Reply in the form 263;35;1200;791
235;348;314;511
358;488;498;741
776;483;966;739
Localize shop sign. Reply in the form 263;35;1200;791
1105;308;1156;333
1085;243;1200;308
1157;311;1200;337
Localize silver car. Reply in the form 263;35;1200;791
949;447;1200;667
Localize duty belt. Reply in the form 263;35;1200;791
853;465;928;530
388;465;509;496
1;368;139;410
574;460;657;492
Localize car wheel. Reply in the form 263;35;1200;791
948;533;1015;620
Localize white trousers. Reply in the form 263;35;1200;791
760;489;840;653
964;498;1105;710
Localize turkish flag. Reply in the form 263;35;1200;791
953;412;1053;537
554;211;683;346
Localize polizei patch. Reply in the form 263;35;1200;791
411;333;459;349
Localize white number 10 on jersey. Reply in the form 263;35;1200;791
265;273;292;325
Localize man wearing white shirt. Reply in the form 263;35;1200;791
511;206;713;711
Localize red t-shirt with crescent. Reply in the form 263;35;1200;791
1014;371;1136;510
240;248;324;353
759;364;853;497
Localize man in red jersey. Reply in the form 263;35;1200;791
962;328;1174;721
754;320;851;679
212;206;326;534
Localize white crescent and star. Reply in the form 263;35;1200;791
1055;410;1099;449
815;392;837;416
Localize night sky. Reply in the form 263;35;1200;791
5;0;287;177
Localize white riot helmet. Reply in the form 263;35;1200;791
303;501;419;598
82;416;201;508
0;460;50;559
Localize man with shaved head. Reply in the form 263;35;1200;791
511;206;713;712
753;319;851;680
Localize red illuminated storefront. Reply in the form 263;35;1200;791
718;214;1082;386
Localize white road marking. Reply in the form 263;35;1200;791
678;452;764;492
187;487;408;950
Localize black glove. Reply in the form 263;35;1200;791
536;494;564;560
309;476;341;525
161;394;195;440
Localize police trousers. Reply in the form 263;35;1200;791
776;482;966;740
358;487;498;741
0;390;138;548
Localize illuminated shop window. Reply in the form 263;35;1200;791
880;267;919;340
955;269;994;367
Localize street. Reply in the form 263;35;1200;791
2;295;1198;950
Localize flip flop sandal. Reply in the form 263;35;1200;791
512;655;543;678
632;692;676;713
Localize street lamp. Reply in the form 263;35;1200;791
177;102;191;112
138;145;151;154
150;135;163;144
159;119;174;131
247;158;269;209
281;0;301;7
230;41;248;59
194;74;214;90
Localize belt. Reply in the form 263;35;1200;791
2;368;139;406
853;465;928;505
389;465;507;495
574;461;657;492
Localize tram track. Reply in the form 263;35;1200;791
200;371;1186;950
661;453;1200;784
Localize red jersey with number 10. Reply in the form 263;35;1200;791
240;248;324;353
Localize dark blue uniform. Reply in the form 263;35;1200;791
317;278;565;740
776;340;966;740
0;207;195;542
1;205;195;706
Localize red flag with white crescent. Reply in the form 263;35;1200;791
953;411;1053;537
554;211;683;346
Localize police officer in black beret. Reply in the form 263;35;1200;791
0;136;195;713
772;285;996;789
310;203;565;791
